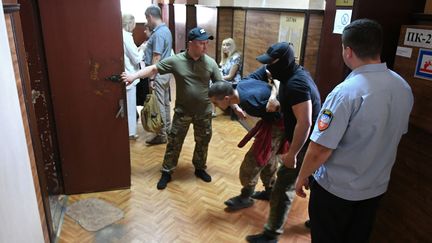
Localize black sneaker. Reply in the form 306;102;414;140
251;189;271;201
194;169;212;182
156;172;171;190
246;233;278;243
146;135;167;145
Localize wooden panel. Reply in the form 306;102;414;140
426;0;432;13
303;13;323;81
353;0;426;69
216;7;233;64
186;4;197;39
19;0;63;195
392;25;432;134
196;5;218;59
315;0;426;100
243;10;279;75
314;0;348;100
174;4;186;53
233;9;246;75
371;125;432;242
132;23;147;46
4;5;49;242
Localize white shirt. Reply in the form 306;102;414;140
122;29;143;89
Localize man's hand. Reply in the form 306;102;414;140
266;97;280;112
121;72;134;85
233;106;247;119
149;80;155;90
281;152;297;168
295;176;309;198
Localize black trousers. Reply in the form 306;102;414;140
309;181;383;243
136;77;149;106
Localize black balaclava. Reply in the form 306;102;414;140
266;45;297;82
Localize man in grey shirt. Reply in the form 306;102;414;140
144;5;173;145
295;19;414;243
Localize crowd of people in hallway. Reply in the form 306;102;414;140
121;5;414;242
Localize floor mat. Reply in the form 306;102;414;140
65;198;124;232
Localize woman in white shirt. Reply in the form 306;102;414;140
122;14;144;139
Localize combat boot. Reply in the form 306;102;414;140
251;187;272;201
156;171;171;190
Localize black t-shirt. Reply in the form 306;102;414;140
247;65;321;142
236;78;280;121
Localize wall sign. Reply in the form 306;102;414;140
336;0;354;7
333;9;352;34
396;46;413;58
278;13;305;61
404;28;432;49
415;48;432;81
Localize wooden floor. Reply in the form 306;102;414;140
58;109;311;242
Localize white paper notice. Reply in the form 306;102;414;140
333;9;352;34
396;46;413;58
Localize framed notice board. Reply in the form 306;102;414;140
394;25;432;134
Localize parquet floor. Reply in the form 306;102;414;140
58;81;311;243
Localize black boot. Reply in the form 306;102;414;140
194;169;212;182
224;187;254;211
156;171;171;190
251;187;272;201
246;232;278;243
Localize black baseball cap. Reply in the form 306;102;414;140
188;27;214;41
256;42;295;64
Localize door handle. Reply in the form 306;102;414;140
105;74;121;82
115;99;125;118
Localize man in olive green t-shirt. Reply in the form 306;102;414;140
122;27;222;190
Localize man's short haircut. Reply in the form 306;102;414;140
342;19;383;60
145;5;162;19
208;81;234;100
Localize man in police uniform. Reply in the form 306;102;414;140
295;19;414;242
122;27;222;190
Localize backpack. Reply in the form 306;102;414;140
141;93;163;133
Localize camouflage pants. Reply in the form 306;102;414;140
161;111;212;173
239;123;285;197
264;146;307;237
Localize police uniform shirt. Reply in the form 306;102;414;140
311;63;413;201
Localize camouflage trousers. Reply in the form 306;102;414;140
239;122;285;197
161;111;212;173
264;146;307;237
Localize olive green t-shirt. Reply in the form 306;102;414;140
156;51;222;115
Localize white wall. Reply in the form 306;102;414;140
0;3;45;243
120;0;152;23
197;0;325;10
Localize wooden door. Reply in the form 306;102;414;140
38;0;130;194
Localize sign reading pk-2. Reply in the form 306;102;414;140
404;28;432;49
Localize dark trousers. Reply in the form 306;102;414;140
309;181;383;243
136;77;149;106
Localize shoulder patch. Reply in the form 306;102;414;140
318;109;333;131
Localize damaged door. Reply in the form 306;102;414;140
38;0;130;194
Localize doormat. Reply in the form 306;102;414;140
65;198;124;232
